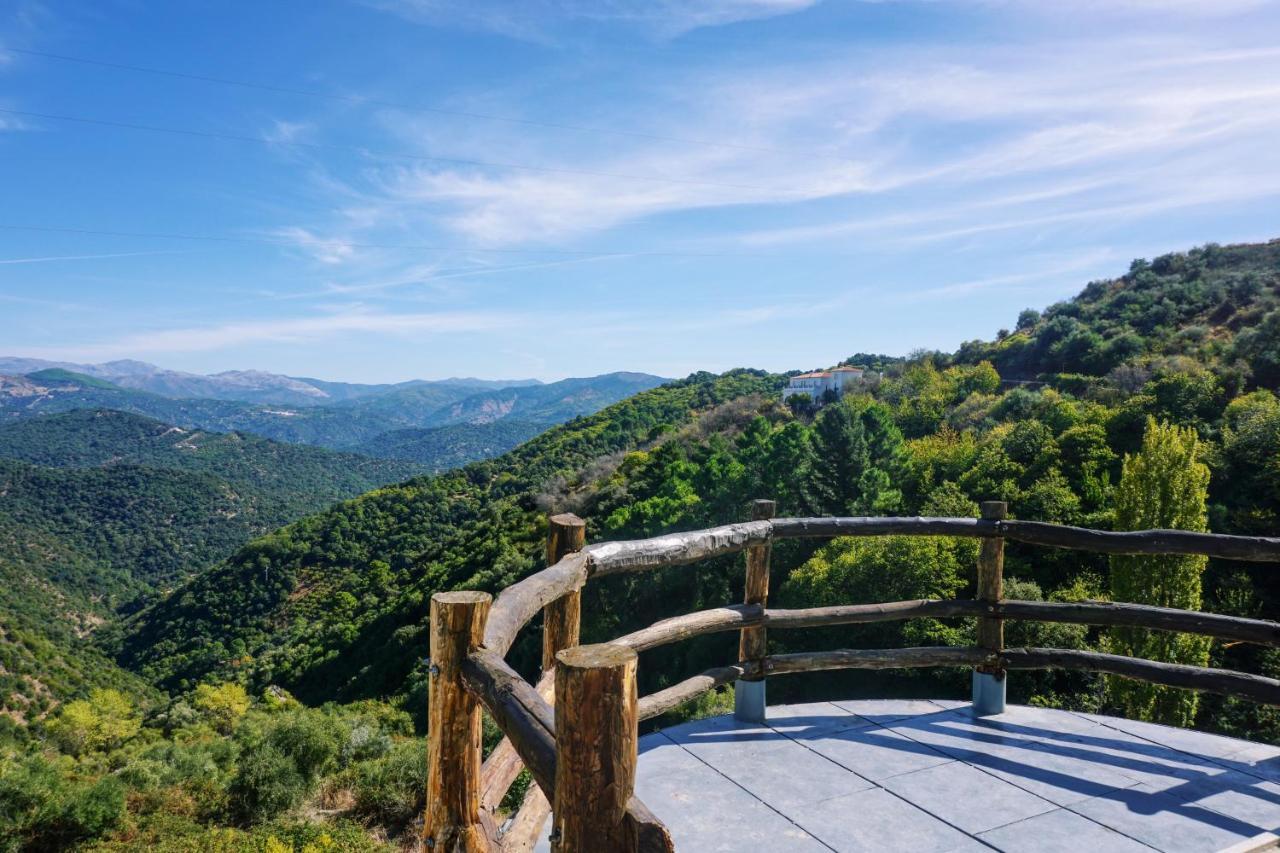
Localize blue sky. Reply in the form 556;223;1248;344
2;1;1279;382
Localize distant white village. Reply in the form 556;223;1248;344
781;365;871;404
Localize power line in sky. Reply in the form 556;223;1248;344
0;107;809;195
0;222;779;260
5;46;842;163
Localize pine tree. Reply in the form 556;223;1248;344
1107;418;1212;726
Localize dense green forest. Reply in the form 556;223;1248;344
3;239;1280;851
0;412;424;739
351;420;549;469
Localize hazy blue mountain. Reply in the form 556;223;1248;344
0;357;543;408
0;369;669;465
424;372;669;427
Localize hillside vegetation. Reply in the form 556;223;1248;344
0;412;422;730
5;239;1280;851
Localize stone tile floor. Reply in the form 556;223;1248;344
532;700;1280;851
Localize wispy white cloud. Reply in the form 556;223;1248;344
363;0;818;39
344;35;1280;250
268;226;359;265
14;308;526;359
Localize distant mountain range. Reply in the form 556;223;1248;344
0;360;668;466
0;357;540;407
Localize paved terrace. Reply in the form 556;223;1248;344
536;700;1280;852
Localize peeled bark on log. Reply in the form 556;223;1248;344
586;521;772;576
611;605;760;652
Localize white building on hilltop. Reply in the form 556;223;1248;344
782;365;865;403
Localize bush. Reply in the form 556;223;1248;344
346;739;426;826
229;744;306;823
0;757;126;850
267;711;343;782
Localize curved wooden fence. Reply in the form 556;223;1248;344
423;502;1280;852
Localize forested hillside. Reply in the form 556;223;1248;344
0;413;423;734
118;371;779;699
5;239;1280;851
352;420;548;469
0;410;422;518
955;240;1280;387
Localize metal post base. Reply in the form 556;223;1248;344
971;670;1006;717
734;679;766;723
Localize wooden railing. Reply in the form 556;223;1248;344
423;502;1280;852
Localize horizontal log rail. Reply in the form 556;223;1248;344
771;516;1280;562
430;510;1280;851
484;551;590;657
1001;647;1280;707
608;598;1280;654
637;664;754;722
630;645;1280;726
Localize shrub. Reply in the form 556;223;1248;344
193;682;251;733
229;744;306;823
346;739;426;826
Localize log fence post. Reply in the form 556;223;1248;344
425;591;493;851
506;513;588;849
543;513;587;671
552;643;640;852
735;499;775;722
972;500;1008;716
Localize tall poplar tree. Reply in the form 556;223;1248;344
1108;418;1212;726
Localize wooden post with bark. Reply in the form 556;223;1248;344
425;591;493;851
543;513;587;671
972;500;1007;715
552;643;640;853
736;499;775;722
499;514;587;851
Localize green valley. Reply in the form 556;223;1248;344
4;240;1280;851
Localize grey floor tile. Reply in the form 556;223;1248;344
690;735;876;813
1042;727;1237;792
658;712;791;757
764;701;874;735
634;733;829;852
975;703;1103;736
1158;770;1280;831
1071;783;1270;852
795;786;981;853
880;759;1057;833
795;724;955;781
976;739;1142;806
831;698;952;724
1081;714;1260;761
977;807;1152;852
1216;743;1280;783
